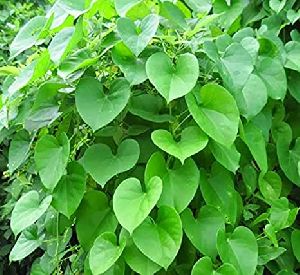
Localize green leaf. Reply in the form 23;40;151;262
121;230;162;275
285;41;300;72
132;206;182;269
75;77;130;131
89;232;126;275
181;206;225;259
275;122;300;186
145;152;199;213
146;52;199;102
10;191;52;236
240;122;268;173
191;256;238;275
34;133;70;191
48;20;83;65
113;176;162;234
117;14;159;57
81;139;139;187
200;163;242;225
75;190;118;250
257;238;286;265
151;126;208;164
52;162;86;218
291;229;300;262
10;16;47;59
114;0;142;16
9;226;42;262
8;130;31;174
57;0;92;17
269;197;299;231
258;171;281;202
128;93;172;123
255;56;287;100
184;0;212;14
217;226;258;275
186;83;239;147
269;0;287;13
112;43;147;86
209;140;240;173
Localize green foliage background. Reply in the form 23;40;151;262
1;0;300;274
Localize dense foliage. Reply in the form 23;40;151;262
1;0;300;274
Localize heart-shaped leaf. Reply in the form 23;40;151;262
132;206;182;269
181;206;225;259
113;176;162;234
75;77;130;131
217;227;258;275
81;139;140;187
75;190;118;250
146;52;199;102
151;126;208;164
89;232;126;275
192;256;238;275
52;162;86;218
186;83;239;147
11;191;52;236
117;14;159;57
34;133;70;191
145;152;199;213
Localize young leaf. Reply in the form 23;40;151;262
75;191;118;250
52;162;86;218
151;126;208;164
217;227;258;275
34;133;70;191
10;191;52;236
89;232;126;275
81;139;139;187
145;152;199;213
146;52;199;102
132;206;182;269
113;176;162;234
186;83;239;147
181;206;225;259
117;14;159;57
75;77;130;131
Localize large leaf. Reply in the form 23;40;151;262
10;16;47;59
75;77;130;131
113;176;162;234
151;126;208;164
89;232;126;275
8;130;32;173
186;83;239;147
146;52;199;102
181;206;225;259
217;226;258;275
75;190;118;250
34;133;70;191
114;0;142;16
132;206;182;269
291;229;300;262
145;152;199;213
117;14;159;56
52;162;86;218
10;191;52;236
81;139;139;187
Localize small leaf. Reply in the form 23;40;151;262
117;14;159;57
258;171;281;202
186;83;239;147
113;176;162;234
146;52;199;102
10;191;52;236
52;162;86;218
75;77;130;131
151;126;208;164
81;139;139;187
89;232;126;275
132;206;182;269
34;133;70;191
